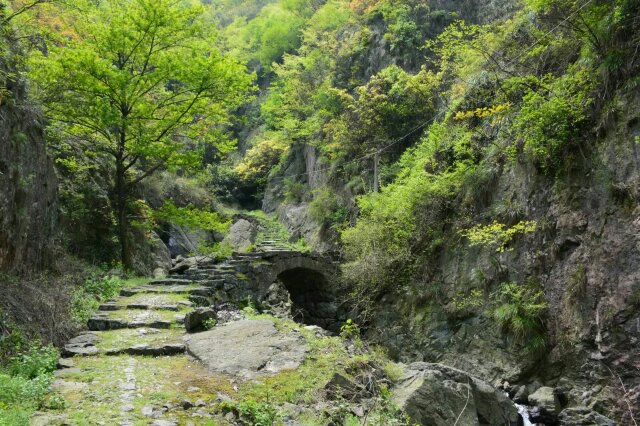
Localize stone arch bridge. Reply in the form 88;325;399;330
164;246;347;331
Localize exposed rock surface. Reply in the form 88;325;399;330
0;40;57;274
558;406;617;426
130;230;172;276
223;218;258;252
184;319;309;380
165;224;219;258
392;362;519;426
184;307;217;332
528;386;561;422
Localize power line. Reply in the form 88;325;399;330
265;0;595;185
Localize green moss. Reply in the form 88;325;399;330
94;329;184;351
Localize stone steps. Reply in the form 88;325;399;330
63;331;186;358
120;285;209;297
149;278;197;286
99;302;182;311
103;343;186;357
87;317;176;331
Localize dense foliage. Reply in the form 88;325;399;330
27;0;253;268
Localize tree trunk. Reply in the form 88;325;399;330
115;157;132;270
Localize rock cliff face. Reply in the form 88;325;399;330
263;144;337;252
262;0;520;253
0;41;57;274
259;5;640;420
360;90;640;422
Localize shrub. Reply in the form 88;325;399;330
339;319;361;340
283;179;310;204
460;220;537;253
0;340;60;426
203;318;217;330
155;200;230;234
195;241;234;261
236;400;281;426
308;188;348;228
490;281;548;352
511;66;595;173
8;344;58;380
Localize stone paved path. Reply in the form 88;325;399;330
32;241;316;425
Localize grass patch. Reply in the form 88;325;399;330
104;307;191;323
113;293;191;307
0;336;60;426
72;275;153;326
94;329;184;351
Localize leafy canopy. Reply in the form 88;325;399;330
29;0;254;177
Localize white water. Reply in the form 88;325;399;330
516;403;534;426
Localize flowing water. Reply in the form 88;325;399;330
516;402;534;426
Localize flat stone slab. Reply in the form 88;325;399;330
62;333;101;357
88;316;173;331
99;303;181;311
104;343;186;357
120;285;209;297
149;278;196;286
184;319;308;380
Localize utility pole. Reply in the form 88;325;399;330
373;151;380;193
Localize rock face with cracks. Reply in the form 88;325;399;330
184;319;309;380
392;362;519;426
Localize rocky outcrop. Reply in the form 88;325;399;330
0;40;57;274
183;307;217;333
222;217;258;252
165;224;218;258
184;319;309;380
392;362;519;426
263;144;336;252
528;386;561;423
130;230;172;277
363;91;640;423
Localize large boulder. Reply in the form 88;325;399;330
131;230;171;277
392;363;519;426
223;218;258;252
558;406;616;425
184;307;217;333
528;386;561;423
166;224;218;258
184;319;308;380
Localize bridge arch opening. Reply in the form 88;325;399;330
269;267;341;331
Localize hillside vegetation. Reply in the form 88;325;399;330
0;0;639;424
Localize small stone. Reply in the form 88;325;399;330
151;420;177;426
187;386;200;392
216;393;232;403
56;358;75;369
351;406;365;418
142;406;154;417
194;399;206;407
119;382;136;391
120;404;134;413
224;412;236;421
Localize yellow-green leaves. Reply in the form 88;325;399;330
154;200;230;234
29;0;254;172
460;220;537;253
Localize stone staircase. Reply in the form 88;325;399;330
62;242;303;360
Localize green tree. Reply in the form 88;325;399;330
29;0;253;268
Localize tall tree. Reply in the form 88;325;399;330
29;0;254;268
